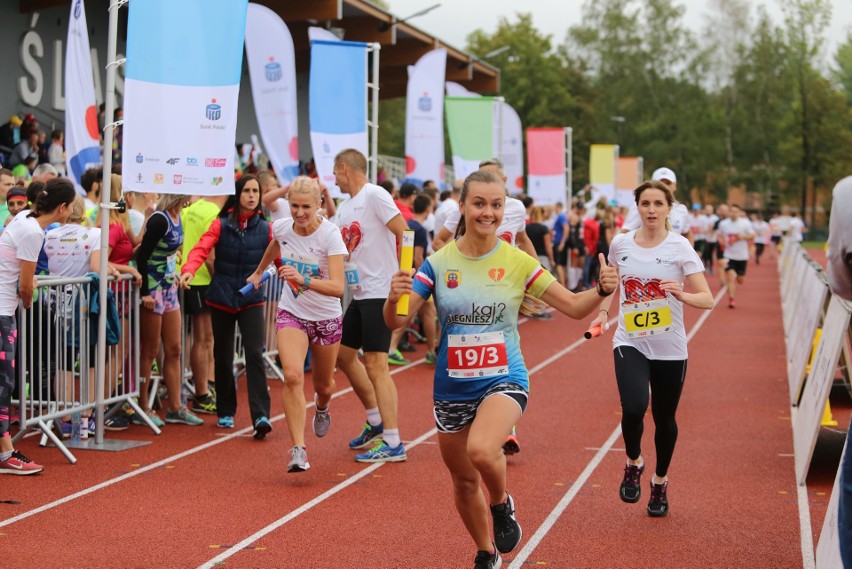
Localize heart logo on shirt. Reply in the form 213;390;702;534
488;268;506;282
499;231;513;244
622;277;665;303
341;221;362;254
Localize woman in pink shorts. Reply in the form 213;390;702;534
248;176;347;473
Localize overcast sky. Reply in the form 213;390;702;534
387;0;852;63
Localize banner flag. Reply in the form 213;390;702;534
123;0;248;196
589;144;619;202
64;0;101;189
526;128;566;206
245;3;299;183
309;40;368;197
445;81;475;98
499;102;524;191
616;157;643;207
444;96;495;181
404;49;446;187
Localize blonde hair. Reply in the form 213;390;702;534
67;195;89;226
288;176;321;204
96;173;130;231
157;193;188;212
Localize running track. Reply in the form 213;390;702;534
2;253;849;568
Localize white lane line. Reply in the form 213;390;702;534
196;316;597;567
197;428;438;569
508;287;727;569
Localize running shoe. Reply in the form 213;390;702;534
0;450;44;476
253;416;272;440
398;339;417;352
87;417;97;437
502;427;520;455
131;410;165;428
728;298;736;309
490;493;522;554
190;393;217;415
104;415;130;431
287;446;310;473
217;416;234;429
354;440;407;463
647;480;669;517
165;407;204;426
388;349;410;366
348;422;383;449
619;463;645;503
313;408;331;438
59;421;73;439
473;548;502;569
425;351;438;365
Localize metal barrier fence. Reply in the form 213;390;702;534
11;273;156;464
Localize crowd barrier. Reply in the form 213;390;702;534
10;273;157;464
777;239;851;568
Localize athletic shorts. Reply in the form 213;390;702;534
340;299;392;353
771;236;781;245
433;382;528;434
725;259;748;276
276;308;342;346
183;285;209;315
147;284;180;315
554;245;568;267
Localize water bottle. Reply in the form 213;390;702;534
71;407;82;442
81;415;89;440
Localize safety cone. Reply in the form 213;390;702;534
821;401;839;427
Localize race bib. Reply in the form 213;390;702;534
165;253;177;277
447;331;508;379
344;262;360;291
281;250;320;278
622;298;673;338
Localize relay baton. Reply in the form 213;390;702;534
239;266;276;297
584;322;610;340
396;230;415;316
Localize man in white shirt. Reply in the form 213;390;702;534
259;170;290;222
332;149;409;463
716;204;755;308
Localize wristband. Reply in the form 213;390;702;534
596;280;613;297
599;309;608;315
303;275;311;288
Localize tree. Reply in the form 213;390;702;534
833;31;852;106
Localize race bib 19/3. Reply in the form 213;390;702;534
622;298;673;338
447;331;508;379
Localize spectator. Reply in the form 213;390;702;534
48;130;66;176
31;163;58;183
4;187;28;227
0;168;14;225
0;115;22;159
8;131;39;168
394;182;417;222
80;167;103;211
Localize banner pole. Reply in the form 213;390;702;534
369;43;381;184
495;96;504;163
565;127;572;206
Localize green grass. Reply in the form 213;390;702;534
802;241;826;250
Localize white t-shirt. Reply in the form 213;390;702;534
44;224;102;277
0;214;45;316
433;198;458;235
442;196;526;245
717;217;755;261
333;183;401;300
609;231;704;360
622;202;691;236
273;217;348;320
705;214;720;243
752;220;770;244
690;213;708;238
128;209;145;237
789;217;805;242
268;197;291;222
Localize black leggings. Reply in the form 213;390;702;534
614;345;687;478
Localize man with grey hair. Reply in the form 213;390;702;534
31;163;59;183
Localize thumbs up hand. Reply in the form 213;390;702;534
596;253;618;297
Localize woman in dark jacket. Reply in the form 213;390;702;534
179;175;275;437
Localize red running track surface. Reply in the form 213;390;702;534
1;252;847;568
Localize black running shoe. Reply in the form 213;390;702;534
619;463;645;503
473;548;502;569
647;480;669;517
490;493;522;554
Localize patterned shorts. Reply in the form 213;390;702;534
433;382;529;434
148;284;179;315
276;308;343;346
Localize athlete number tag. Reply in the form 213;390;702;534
344;262;360;291
280;250;320;278
622;298;673;338
447;331;508;379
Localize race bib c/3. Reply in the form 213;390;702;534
622;298;673;338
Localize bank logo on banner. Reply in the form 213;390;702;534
122;0;248;196
265;57;283;82
418;92;432;112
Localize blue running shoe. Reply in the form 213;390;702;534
348;422;383;449
354;440;407;463
253;416;272;440
217;416;234;429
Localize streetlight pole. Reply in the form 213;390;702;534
610;115;625;154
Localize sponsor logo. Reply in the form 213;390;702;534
205;158;227;167
418;91;432;112
446;302;507;326
186;157;199;166
265;57;282;82
73;0;81;19
212;177;223;186
135;153;143;164
488;267;506;282
323;142;331;154
136;173;144;183
166;157;179;166
205;98;221;121
173;175;182;185
621;256;628;262
445;270;461;289
154;173;164;184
